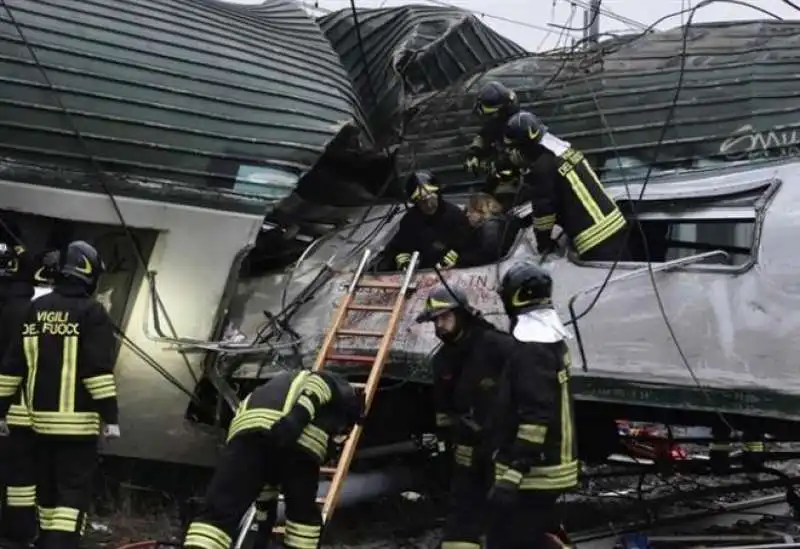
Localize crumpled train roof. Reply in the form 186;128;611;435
398;19;800;190
318;4;524;146
0;0;360;202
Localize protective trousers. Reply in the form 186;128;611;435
440;446;492;549
35;436;99;549
0;427;37;545
486;492;561;549
183;432;322;549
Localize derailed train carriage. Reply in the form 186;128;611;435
1;0;800;468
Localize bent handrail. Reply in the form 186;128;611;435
567;249;730;372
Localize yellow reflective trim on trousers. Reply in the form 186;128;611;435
442;542;481;549
38;506;55;530
454;444;473;467
572;209;627;255
24;336;38;411
60;335;78;414
744;441;765;452
494;460;579;491
533;214;556;230
6;485;35;507
49;506;80;532
185;521;232;549
285;519;321;549
518;423;547;444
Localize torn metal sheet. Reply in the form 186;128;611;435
0;0;361;204
318;5;524;144
398;20;800;191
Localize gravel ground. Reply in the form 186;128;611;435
83;439;800;549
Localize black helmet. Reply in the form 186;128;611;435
474;80;520;119
405;170;439;202
499;261;553;316
34;250;60;286
0;242;25;280
504;111;548;147
328;372;366;429
415;284;474;323
60;241;105;290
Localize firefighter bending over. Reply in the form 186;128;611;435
0;242;37;546
0;241;120;549
465;81;522;193
183;370;364;549
384;171;471;271
503;111;629;261
487;261;578;549
416;285;515;549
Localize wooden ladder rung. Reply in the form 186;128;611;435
349;382;366;389
326;353;375;364
336;328;386;338
356;280;403;289
347;304;394;312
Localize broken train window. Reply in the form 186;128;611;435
579;179;777;268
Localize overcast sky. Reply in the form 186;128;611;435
224;0;800;51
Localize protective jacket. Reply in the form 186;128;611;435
384;199;472;270
0;282;35;429
489;338;578;492
433;318;517;464
0;282;118;437
521;135;626;257
468;118;520;185
226;370;357;464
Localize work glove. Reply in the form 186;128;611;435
465;155;481;176
103;424;121;439
487;477;520;509
435;250;458;270
534;229;555;256
270;416;303;447
0;419;8;437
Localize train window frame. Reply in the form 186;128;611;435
567;178;781;274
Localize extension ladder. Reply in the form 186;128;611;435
233;248;419;548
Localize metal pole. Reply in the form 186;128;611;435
584;0;601;48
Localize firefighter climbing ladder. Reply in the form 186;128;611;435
233;248;420;548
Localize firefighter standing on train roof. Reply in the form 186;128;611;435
183;369;364;549
415;285;516;549
383;170;472;271
503;111;630;261
0;240;120;549
486;261;578;549
0;241;38;547
465;81;522;192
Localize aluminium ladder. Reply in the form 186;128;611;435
233;248;419;548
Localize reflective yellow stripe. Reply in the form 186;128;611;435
744;441;765;452
454;444;473;468
0;374;22;397
49;506;80;532
495;461;579;490
533;214;556;230
518;423;547;444
6;485;36;507
572;208;627;255
227;408;329;461
283;372;311;413
442;543;481;549
83;374;117;400
38;506;54;530
304;375;333;403
565;170;604;224
501;468;523;485
185;521;232;549
23;336;38;409
285;519;321;549
560;366;573;467
60;336;77;413
7;401;32;427
31;411;100;436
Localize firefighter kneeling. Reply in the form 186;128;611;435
183;370;364;549
486;261;578;549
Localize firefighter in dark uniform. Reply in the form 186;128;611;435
487;261;578;549
383;171;472;271
33;249;60;295
183;369;364;549
503;111;630;261
465;80;522;194
0;242;37;546
0;240;119;549
415;285;516;549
